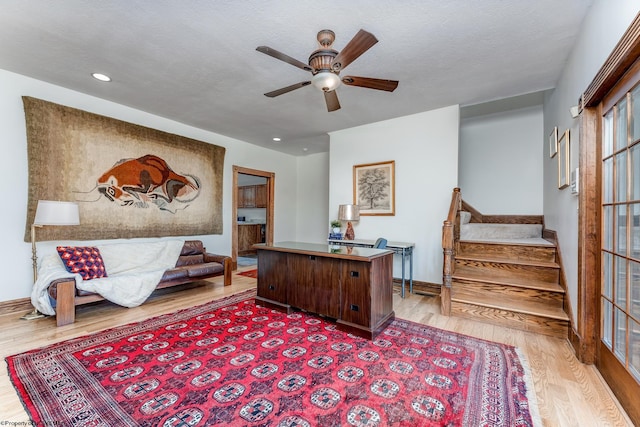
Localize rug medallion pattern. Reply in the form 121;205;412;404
7;290;538;426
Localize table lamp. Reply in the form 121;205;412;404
338;204;359;240
22;200;80;320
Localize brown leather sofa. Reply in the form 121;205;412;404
48;240;231;326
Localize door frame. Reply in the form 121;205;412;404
578;12;640;425
232;165;275;269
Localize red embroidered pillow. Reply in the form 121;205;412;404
56;246;107;280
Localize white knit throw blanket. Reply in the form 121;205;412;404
31;240;185;316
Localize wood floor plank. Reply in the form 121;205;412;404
0;267;633;426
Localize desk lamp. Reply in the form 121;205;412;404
338;204;359;240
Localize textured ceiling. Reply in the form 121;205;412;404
0;0;593;156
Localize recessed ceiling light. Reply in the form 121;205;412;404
272;137;281;142
303;148;308;152
92;73;111;82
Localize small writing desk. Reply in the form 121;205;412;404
327;238;415;298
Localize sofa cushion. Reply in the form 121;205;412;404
186;262;224;278
176;254;205;267
56;246;107;280
161;267;190;282
181;240;204;256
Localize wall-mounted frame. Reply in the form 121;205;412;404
353;160;395;216
558;129;570;189
549;126;558;158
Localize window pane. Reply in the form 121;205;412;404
603;298;613;348
604;158;614;203
617;98;628;150
632;260;640;321
604;205;613;251
631;144;640;201
616;255;628;308
617;204;627;255
632;85;640;142
604;252;613;298
604;109;614;157
632;204;640;260
631;317;640;382
614;307;627;362
616;151;628;202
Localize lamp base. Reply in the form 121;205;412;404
20;309;46;320
344;221;355;240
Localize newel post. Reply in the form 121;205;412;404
441;219;453;316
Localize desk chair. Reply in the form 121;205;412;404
374;238;388;249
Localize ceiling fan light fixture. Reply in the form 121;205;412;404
311;72;341;92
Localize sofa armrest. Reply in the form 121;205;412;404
56;280;76;326
203;253;228;264
204;252;232;286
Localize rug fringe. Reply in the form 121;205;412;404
516;347;544;426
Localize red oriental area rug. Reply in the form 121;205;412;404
7;290;540;426
238;269;258;278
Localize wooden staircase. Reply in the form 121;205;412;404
451;240;569;337
441;188;570;338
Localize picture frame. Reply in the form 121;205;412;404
549;126;558;158
558;129;570;189
353;160;395;216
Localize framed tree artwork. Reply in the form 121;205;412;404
353;160;395;216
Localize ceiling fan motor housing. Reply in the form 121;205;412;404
308;49;338;73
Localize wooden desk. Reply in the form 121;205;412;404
328;238;415;298
254;241;394;339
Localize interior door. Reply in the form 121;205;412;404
599;62;640;417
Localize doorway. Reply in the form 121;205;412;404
232;166;274;270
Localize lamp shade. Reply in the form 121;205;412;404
311;71;341;92
34;200;80;226
338;204;360;221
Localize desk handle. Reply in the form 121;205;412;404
350;271;359;278
309;255;316;260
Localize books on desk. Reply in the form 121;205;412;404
328;233;342;240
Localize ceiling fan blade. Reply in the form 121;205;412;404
264;81;311;97
331;29;378;71
256;46;313;72
341;76;398;92
324;90;341;112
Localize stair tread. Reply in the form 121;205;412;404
452;292;570;320
456;253;559;268
460;238;555;247
453;267;565;293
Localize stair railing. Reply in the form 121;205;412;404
441;187;461;315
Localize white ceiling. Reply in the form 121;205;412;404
0;0;593;156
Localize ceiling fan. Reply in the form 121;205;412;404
257;29;398;112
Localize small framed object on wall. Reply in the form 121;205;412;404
558;129;570;189
353;160;395;216
549;126;558;158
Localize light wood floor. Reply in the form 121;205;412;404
0;266;634;426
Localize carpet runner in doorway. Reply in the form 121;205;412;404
6;289;540;426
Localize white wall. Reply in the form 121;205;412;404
295;152;330;244
0;68;300;303
460;106;544;214
329;106;459;284
543;1;640;322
